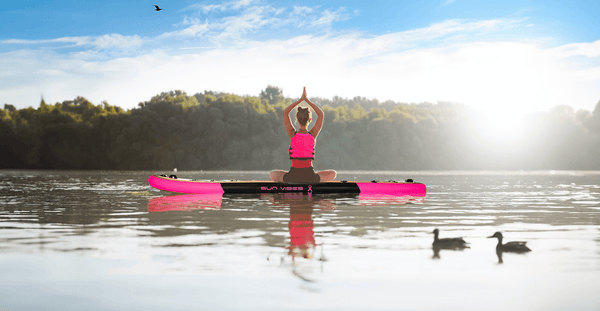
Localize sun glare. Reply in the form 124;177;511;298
474;109;526;146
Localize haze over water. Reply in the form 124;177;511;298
0;170;599;310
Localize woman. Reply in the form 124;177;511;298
270;88;337;182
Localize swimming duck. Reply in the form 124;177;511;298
432;228;469;249
488;232;531;253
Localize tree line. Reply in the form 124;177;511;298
2;86;599;170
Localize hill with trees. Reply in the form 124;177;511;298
2;86;599;170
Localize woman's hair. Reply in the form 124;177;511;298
296;107;311;126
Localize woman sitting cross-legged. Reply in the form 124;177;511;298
269;88;337;183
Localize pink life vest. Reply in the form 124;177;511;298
289;132;315;160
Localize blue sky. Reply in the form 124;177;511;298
1;0;599;115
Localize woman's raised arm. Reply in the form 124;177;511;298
283;92;305;139
304;95;324;139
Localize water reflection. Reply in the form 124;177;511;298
146;192;425;214
262;193;334;282
148;194;223;212
265;193;334;261
144;191;427;281
357;193;425;205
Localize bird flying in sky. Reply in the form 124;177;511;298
154;5;162;11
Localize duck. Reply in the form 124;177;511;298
488;232;531;253
432;228;469;249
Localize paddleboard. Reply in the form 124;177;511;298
148;174;426;196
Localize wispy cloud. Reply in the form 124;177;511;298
173;1;350;44
1;1;599;115
159;22;210;38
192;3;228;14
311;8;350;27
551;40;600;58
2;1;352;53
2;34;143;50
210;5;283;41
91;34;144;50
291;6;313;16
184;0;259;14
2;37;87;45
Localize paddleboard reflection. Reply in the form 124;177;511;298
147;193;223;212
147;191;424;213
358;193;425;205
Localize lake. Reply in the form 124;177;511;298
1;170;599;310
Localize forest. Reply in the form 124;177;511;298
1;86;600;170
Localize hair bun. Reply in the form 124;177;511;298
298;107;309;112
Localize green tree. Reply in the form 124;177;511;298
3;104;16;113
260;85;283;105
350;104;368;120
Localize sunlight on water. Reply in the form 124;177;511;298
0;170;599;310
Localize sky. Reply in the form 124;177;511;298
1;0;600;115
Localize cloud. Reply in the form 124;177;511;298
230;0;258;10
184;0;258;14
171;2;351;43
201;4;227;14
551;40;600;58
311;8;350;27
159;23;210;38
166;3;283;42
2;37;88;45
180;16;202;25
211;5;283;41
291;6;313;16
90;34;144;50
1;13;599;115
2;34;143;50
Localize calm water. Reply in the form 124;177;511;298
1;170;599;311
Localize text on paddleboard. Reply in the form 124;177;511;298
261;186;305;191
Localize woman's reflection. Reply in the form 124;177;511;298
288;200;316;260
266;193;334;263
262;193;340;283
